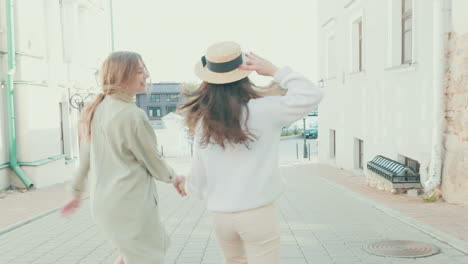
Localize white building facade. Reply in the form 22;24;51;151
0;0;112;189
317;0;468;203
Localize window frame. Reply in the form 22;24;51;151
358;139;364;169
148;106;161;117
166;105;177;113
149;94;160;102
350;16;364;73
330;129;336;159
326;33;337;79
404;156;420;173
401;0;413;64
166;93;179;102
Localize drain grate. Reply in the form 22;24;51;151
365;240;440;258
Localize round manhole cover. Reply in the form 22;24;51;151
365;240;440;258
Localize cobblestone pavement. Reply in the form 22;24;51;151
1;163;468;264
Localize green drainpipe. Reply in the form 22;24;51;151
5;0;33;188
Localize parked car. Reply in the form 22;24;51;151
302;127;318;139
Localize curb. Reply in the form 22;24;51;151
314;170;468;255
0;196;89;236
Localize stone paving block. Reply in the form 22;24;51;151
281;258;309;264
305;255;336;264
333;256;364;264
280;248;304;258
2;165;468;264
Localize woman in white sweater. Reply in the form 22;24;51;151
179;41;324;264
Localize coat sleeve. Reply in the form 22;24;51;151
185;138;207;199
129;116;177;184
68;140;90;196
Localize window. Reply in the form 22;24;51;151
404;157;420;173
398;155;420;173
59;101;72;159
352;17;363;72
59;103;64;155
166;106;177;114
326;34;336;78
355;138;364;169
166;94;178;102
330;129;336;159
148;107;161;117
386;0;414;67
402;0;412;64
148;94;160;102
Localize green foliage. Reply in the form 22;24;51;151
281;129;303;136
422;194;439;203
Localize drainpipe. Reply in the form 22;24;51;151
5;0;33;188
425;0;448;192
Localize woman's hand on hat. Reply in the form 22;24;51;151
239;52;278;77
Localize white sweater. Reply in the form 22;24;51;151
186;67;324;212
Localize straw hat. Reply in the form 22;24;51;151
194;41;252;84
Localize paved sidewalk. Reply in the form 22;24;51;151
0;184;71;231
0;157;192;232
1;162;468;263
313;164;468;246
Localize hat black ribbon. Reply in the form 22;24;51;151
201;54;243;73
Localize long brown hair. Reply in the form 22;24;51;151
179;77;261;149
79;51;144;142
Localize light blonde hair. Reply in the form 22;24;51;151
79;51;145;142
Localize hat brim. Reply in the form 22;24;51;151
194;53;252;84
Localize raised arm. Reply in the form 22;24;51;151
130;116;177;184
273;67;323;126
69;140;91;196
239;52;323;127
62;139;90;216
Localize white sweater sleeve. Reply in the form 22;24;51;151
186;137;207;199
273;66;324;127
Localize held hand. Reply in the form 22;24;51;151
173;176;187;196
61;196;81;217
238;52;278;77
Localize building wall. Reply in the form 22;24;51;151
0;0;111;189
0;61;9;188
137;92;184;120
441;0;468;204
0;0;10;189
154;114;191;157
317;0;436;185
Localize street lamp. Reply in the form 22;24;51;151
303;117;308;158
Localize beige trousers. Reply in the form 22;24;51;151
211;203;280;264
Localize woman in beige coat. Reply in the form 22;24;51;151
61;51;185;264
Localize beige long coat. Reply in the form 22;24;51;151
70;94;176;264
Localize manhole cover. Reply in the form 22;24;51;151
365;240;440;258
